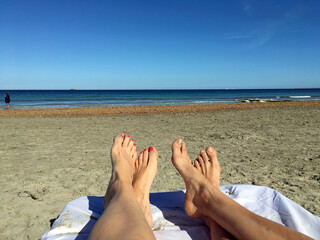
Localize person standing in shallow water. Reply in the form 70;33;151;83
4;92;10;109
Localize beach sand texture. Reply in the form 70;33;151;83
0;102;319;239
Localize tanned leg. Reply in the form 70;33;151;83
172;138;312;240
89;134;155;240
133;146;158;227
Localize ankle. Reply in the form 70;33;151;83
111;170;133;184
197;183;216;216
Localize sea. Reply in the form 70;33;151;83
1;89;320;109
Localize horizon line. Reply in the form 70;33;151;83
1;87;320;91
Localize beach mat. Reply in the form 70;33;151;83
41;185;320;240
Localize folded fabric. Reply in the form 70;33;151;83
41;185;320;240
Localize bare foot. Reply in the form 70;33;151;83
171;138;212;219
194;147;235;239
194;147;220;189
103;133;138;208
133;146;158;227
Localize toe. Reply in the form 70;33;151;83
133;159;138;174
206;146;216;157
197;155;206;175
130;142;136;156
206;147;221;171
148;146;158;157
181;142;188;155
128;138;134;149
138;152;143;169
171;138;193;171
200;150;209;161
123;134;131;147
131;143;136;152
132;149;137;159
142;148;148;166
148;146;158;167
206;147;220;170
172;138;183;154
200;150;211;174
194;160;201;172
113;134;124;146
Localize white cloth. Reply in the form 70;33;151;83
41;185;320;240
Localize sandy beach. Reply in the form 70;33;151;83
0;101;319;240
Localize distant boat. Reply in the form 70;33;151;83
70;89;76;90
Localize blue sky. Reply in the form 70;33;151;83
0;0;319;89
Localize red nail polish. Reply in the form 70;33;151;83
148;146;153;152
131;139;134;141
121;133;125;137
133;143;136;146
140;151;143;154
144;149;147;151
127;135;130;138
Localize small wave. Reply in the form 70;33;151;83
192;101;213;104
289;96;311;98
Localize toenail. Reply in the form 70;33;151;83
148;146;153;152
134;143;136;146
127;135;130;138
131;139;134;141
144;149;147;151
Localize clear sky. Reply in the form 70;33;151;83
0;0;319;89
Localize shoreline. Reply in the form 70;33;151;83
1;100;320;117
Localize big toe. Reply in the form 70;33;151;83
172;138;183;154
206;147;217;159
113;134;125;146
206;147;220;168
148;146;158;168
148;146;158;158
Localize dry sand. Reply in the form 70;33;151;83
0;101;319;239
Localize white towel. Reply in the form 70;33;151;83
41;185;320;240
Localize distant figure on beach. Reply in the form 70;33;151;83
89;133;313;240
4;92;10;109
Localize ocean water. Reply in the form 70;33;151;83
1;89;320;109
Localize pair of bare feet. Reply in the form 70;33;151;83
103;133;222;230
91;133;313;240
103;133;158;227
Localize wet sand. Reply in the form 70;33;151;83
0;101;319;239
